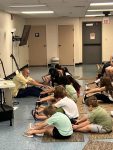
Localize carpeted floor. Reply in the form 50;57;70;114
43;78;113;142
77;96;86;114
89;131;113;140
83;141;113;150
78;77;96;80
99;103;113;112
78;80;113;140
42;132;84;142
73;75;80;79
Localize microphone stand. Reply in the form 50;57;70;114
11;32;14;72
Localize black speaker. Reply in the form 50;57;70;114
0;104;13;126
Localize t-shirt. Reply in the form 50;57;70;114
66;84;77;102
88;106;112;132
12;72;33;97
103;91;113;101
65;72;71;76
108;94;113;101
54;96;79;119
47;112;73;136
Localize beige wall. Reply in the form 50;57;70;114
26;18;79;64
12;15;29;69
0;11;28;78
0;11;112;76
26;17;113;64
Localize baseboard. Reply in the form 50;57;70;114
62;65;74;66
75;63;83;66
20;64;29;70
48;64;51;67
29;65;48;67
48;63;76;67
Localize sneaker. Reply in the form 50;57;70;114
85;84;90;90
31;110;38;121
82;94;87;104
36;101;41;107
111;111;113;116
35;133;44;137
23;132;34;138
95;78;100;84
29;123;35;129
82;98;85;104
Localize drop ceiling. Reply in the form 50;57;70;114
0;0;113;18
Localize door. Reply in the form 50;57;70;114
58;25;74;65
82;22;102;64
28;25;47;66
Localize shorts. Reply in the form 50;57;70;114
52;127;71;139
90;124;111;133
70;117;78;124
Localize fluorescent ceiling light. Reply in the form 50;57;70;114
88;9;113;12
21;11;54;14
90;2;113;6
9;5;46;8
85;14;105;17
85;14;111;17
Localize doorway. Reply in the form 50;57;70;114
58;25;74;65
28;25;47;66
82;22;102;64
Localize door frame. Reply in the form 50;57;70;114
28;25;47;66
82;21;102;64
58;25;74;65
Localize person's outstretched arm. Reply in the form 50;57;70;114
85;87;105;95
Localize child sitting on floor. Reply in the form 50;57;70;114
53;85;79;123
58;76;78;102
73;95;112;133
33;85;79;123
24;105;73;139
84;77;113;103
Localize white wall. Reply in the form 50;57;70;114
0;11;12;77
11;15;29;70
26;16;113;64
0;12;112;76
26;18;79;63
0;11;29;78
102;17;113;61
